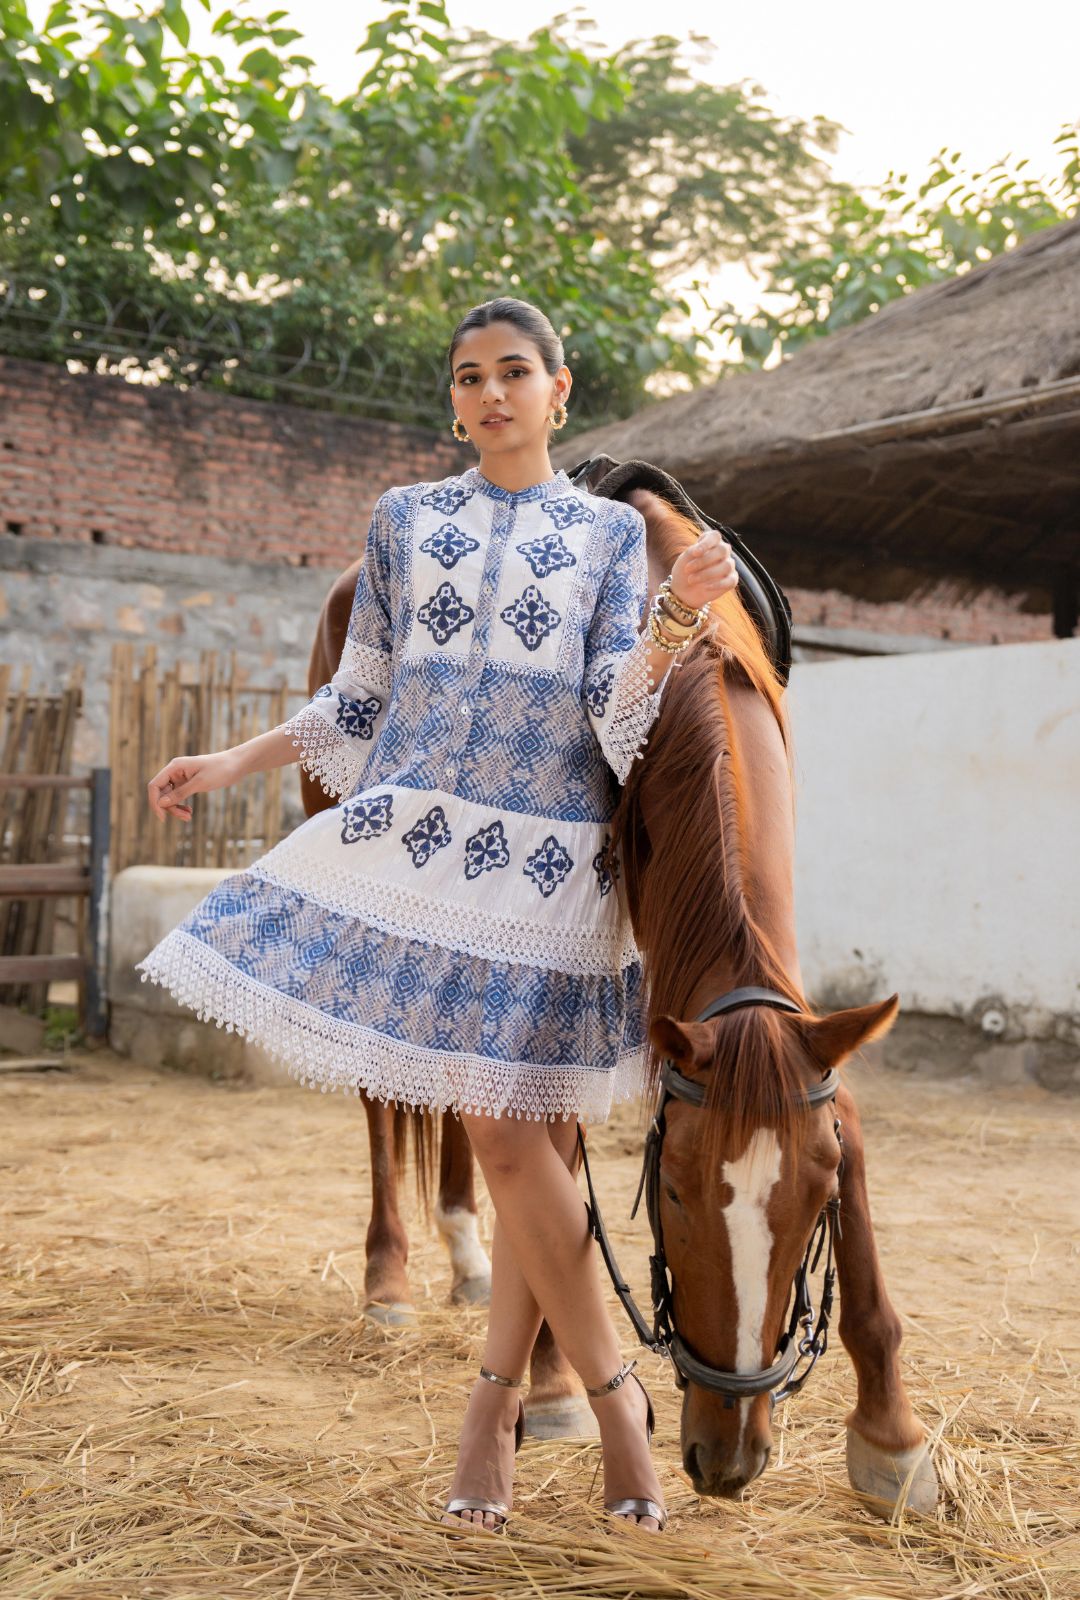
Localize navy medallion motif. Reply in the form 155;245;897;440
417;582;475;646
523;835;574;898
500;586;562;652
340;793;394;844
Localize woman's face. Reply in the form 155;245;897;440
450;322;570;453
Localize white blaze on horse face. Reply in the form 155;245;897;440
722;1129;782;1446
434;1201;491;1289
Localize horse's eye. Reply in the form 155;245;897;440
662;1181;682;1208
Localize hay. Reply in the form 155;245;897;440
1;1051;1077;1598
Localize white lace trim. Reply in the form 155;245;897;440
248;849;643;977
340;637;393;696
276;705;368;800
599;631;678;785
136;930;646;1123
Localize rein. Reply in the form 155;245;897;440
577;985;844;1407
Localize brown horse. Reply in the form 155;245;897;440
303;488;939;1509
609;488;939;1511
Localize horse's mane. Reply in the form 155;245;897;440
611;495;813;1154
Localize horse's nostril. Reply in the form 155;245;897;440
684;1442;702;1483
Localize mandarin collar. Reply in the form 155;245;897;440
463;467;573;504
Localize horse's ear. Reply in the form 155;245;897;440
649;1015;715;1065
798;996;900;1068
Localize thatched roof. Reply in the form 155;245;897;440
556;217;1080;619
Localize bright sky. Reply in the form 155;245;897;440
270;0;1079;187
28;0;1080;331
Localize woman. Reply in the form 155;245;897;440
141;297;739;1534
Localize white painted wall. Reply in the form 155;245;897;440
785;638;1079;1036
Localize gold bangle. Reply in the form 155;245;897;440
656;599;702;635
652;595;703;638
647;608;690;653
659;576;706;623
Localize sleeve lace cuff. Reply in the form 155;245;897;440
277;704;372;801
597;630;675;785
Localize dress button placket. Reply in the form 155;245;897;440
445;498;512;793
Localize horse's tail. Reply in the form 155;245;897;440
391;1102;440;1217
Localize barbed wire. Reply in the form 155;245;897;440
0;270;608;430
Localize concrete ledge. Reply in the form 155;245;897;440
109;865;291;1087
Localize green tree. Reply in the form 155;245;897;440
0;0;699;425
0;0;844;426
716;130;1080;368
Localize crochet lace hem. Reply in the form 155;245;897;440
276;705;368;801
136;930;646;1123
602;631;679;785
248;850;642;977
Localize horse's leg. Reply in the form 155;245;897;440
435;1111;492;1306
363;1093;416;1327
833;1082;940;1514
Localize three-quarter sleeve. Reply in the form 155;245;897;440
277;491;395;800
581;503;672;785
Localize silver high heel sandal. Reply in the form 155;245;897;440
442;1365;526;1532
585;1359;668;1531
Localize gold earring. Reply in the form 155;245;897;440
550;403;568;431
452;416;470;443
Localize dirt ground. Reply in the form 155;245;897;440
1;1047;1077;1599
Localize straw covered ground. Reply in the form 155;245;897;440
1;1047;1077;1599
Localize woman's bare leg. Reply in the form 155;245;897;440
447;1114;664;1532
442;1119;573;1530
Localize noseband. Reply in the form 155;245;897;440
578;986;844;1407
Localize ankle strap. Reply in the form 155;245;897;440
479;1364;524;1388
585;1359;637;1398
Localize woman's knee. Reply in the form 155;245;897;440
461;1111;550;1177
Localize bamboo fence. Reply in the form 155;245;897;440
109;642;307;875
0;663;84;1013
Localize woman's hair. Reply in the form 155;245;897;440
448;297;564;376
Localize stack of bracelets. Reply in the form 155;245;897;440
646;574;710;656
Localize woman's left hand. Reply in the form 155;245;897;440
668;526;739;611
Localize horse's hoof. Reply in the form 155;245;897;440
523;1395;599;1440
363;1299;417;1328
449;1274;491;1308
846;1428;939;1517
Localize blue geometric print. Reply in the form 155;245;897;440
541;496;595;530
402;804;452;868
341;792;394;844
417;582;475;645
585;663;616;719
592;832;620;898
500;585;562;651
463;818;510;879
515;532;577;580
420;483;475;516
523;835;575;898
181;877;646;1071
420;521;480;570
336;692;382;739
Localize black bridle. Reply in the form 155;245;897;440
577;986;844;1406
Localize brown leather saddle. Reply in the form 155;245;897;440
568;454;793;686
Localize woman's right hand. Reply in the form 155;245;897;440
147;750;242;823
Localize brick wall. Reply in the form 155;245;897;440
0;355;462;566
0;354;1054;642
785;581;1050;647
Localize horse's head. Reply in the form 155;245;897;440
648;995;898;1497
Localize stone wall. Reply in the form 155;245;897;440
1;536;332;771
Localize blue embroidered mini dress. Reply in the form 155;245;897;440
137;466;677;1122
